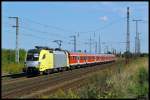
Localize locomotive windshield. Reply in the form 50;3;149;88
26;49;40;61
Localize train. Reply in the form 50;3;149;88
23;46;116;75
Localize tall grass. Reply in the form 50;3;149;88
2;62;24;74
43;57;148;99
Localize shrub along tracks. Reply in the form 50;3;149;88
2;59;123;99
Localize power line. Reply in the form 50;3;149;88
79;16;126;33
20;25;68;39
20;30;51;40
21;28;70;45
21;25;86;45
20;17;73;33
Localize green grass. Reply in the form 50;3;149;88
2;48;26;75
41;57;148;99
2;62;24;74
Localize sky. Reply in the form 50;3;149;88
2;1;149;53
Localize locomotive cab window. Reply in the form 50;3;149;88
26;49;40;61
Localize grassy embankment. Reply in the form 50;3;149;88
41;56;148;99
2;49;26;75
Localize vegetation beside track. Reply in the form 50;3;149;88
2;49;26;75
42;56;148;99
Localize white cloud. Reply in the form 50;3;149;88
100;16;108;21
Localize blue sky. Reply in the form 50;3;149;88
2;2;148;53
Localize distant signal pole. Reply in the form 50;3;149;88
8;16;19;63
95;41;97;54
133;19;142;56
70;35;76;52
90;35;92;54
98;33;101;54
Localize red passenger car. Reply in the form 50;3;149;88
68;51;116;67
68;52;78;66
68;52;89;66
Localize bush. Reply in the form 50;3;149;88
48;89;79;99
128;67;148;98
137;67;148;84
2;48;26;64
137;67;148;97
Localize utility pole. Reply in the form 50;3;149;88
95;41;97;54
133;19;142;56
98;33;101;54
101;42;106;54
85;37;95;54
53;40;63;49
70;35;76;52
138;35;140;54
126;7;130;53
125;7;130;64
90;35;92;54
135;36;137;54
84;42;89;53
105;45;108;54
9;16;19;63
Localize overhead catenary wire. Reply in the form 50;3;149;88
5;21;136;52
19;17;73;33
20;25;69;39
19;20;92;48
79;16;126;33
3;13;147;53
4;15;75;40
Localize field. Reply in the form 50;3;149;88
1;49;149;99
41;56;149;99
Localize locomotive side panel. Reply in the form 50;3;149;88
53;51;68;68
39;50;54;72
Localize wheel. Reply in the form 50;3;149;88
48;69;53;74
43;70;49;75
65;67;69;71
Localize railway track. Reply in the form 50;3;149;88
2;59;123;99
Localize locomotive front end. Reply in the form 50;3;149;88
23;49;41;74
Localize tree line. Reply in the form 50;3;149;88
2;48;26;64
